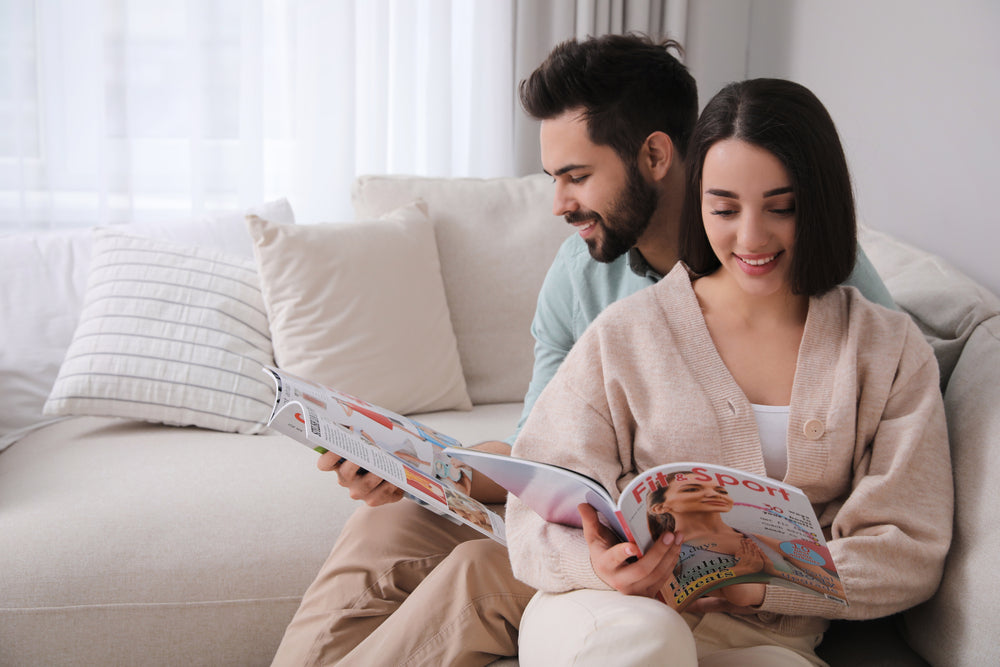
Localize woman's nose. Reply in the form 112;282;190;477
737;212;769;249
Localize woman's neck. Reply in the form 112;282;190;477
694;269;808;329
692;268;808;406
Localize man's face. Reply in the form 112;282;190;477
540;111;658;263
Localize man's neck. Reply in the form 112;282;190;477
634;230;678;277
634;165;684;276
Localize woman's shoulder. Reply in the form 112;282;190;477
825;284;913;329
822;285;933;360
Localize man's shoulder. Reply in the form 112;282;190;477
550;233;637;284
594;262;687;324
554;232;595;266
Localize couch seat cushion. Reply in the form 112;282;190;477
0;402;523;666
0;416;355;666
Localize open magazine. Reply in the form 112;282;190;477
263;367;505;544
264;365;846;612
446;448;848;612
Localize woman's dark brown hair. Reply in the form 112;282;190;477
679;79;857;296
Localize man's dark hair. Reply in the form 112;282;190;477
679;78;858;296
519;33;698;162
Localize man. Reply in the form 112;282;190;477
271;34;893;667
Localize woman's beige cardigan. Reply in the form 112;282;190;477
507;264;953;637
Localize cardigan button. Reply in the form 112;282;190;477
803;419;825;440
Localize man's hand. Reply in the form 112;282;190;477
317;451;404;506
467;440;512;503
579;503;683;598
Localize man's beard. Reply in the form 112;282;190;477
567;163;659;263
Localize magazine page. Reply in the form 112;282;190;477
616;463;847;611
444;447;627;541
264;367;506;544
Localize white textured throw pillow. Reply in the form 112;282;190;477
43;229;276;433
246;202;472;415
0;198;294;451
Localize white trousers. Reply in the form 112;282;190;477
518;590;826;667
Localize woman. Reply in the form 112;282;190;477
506;79;953;666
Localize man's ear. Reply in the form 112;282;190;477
640;131;675;181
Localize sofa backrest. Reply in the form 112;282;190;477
352;174;569;405
859;225;1000;390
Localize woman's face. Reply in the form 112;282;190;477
700;138;797;298
650;478;734;515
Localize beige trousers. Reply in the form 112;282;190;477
271;500;536;667
519;590;827;667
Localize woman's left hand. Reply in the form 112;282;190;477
685;583;766;614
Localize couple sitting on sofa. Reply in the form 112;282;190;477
271;34;952;667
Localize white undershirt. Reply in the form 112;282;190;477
751;403;790;480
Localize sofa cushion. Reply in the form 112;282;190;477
0;402;522;666
351;175;569;406
0;416;356;667
247;202;471;415
860;225;1000;389
0;198;294;451
43;229;276;433
903;315;1000;666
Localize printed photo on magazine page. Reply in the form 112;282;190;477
263;366;505;544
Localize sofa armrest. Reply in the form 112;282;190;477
904;315;1000;666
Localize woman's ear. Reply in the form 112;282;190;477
640;131;675;181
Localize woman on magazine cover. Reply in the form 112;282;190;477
645;471;843;609
506;78;953;666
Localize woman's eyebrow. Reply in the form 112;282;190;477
705;186;793;198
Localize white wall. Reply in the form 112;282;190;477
686;0;1000;295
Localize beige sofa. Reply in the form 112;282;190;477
1;175;997;666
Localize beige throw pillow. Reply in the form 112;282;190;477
351;174;567;405
246;203;471;415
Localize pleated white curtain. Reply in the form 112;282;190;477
0;0;686;229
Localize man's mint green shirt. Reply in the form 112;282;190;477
505;234;895;444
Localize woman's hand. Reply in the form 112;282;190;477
685;583;766;614
579;503;684;598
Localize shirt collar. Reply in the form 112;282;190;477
627;247;663;281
